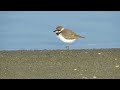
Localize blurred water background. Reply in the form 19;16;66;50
0;11;120;50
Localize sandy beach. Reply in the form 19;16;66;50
0;48;120;79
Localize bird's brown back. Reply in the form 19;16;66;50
61;29;82;39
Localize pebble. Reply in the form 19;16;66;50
98;53;101;55
93;76;97;79
74;68;77;71
115;58;117;60
115;65;119;68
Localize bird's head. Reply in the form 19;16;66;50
53;26;64;33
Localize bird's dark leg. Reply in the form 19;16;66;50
65;46;70;50
65;43;70;50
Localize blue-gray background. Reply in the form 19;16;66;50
0;11;120;50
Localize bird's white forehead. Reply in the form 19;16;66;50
55;28;64;33
61;28;64;31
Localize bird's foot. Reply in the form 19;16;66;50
65;46;70;50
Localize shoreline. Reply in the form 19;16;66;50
0;48;120;51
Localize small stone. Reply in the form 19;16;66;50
115;65;119;68
115;58;117;60
93;76;97;79
98;53;101;55
74;69;77;71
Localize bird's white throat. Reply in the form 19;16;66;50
57;33;76;43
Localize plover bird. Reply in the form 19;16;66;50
53;26;85;49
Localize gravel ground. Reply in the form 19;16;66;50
0;48;120;79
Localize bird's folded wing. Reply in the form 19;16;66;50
61;30;81;39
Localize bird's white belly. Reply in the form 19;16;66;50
57;34;76;43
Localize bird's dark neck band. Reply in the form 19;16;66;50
56;33;60;35
56;31;62;35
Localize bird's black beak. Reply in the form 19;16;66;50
53;30;56;32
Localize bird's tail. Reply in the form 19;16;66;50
79;35;85;38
